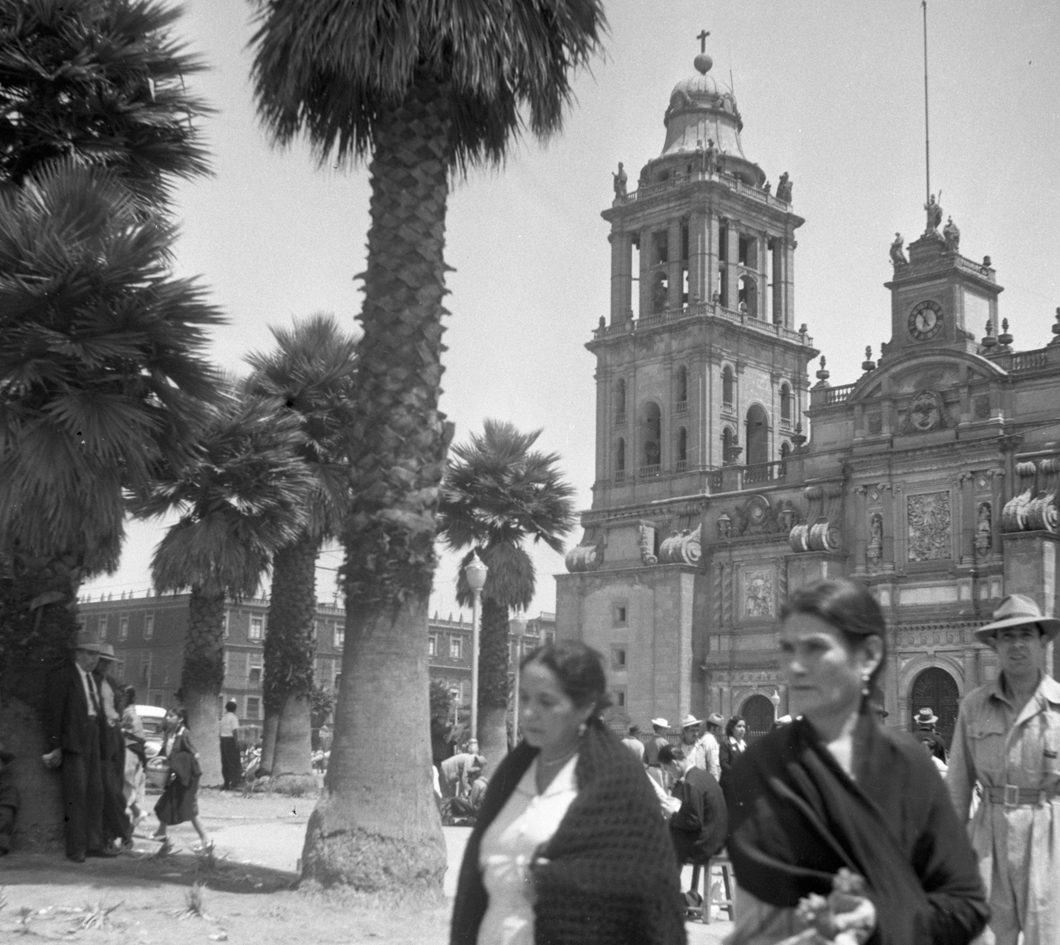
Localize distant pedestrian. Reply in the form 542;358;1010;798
947;594;1060;945
121;687;147;831
440;752;486;802
219;700;241;790
93;645;132;850
912;707;947;763
702;713;724;779
620;724;645;763
659;744;727;878
718;715;747;810
678;715;706;769
153;708;211;852
643;717;670;769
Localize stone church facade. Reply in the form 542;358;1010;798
555;51;1060;743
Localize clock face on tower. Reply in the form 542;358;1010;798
908;300;943;341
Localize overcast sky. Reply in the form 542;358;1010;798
82;0;1060;620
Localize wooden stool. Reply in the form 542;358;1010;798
686;856;736;924
705;856;736;924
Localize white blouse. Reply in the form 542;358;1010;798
477;755;579;945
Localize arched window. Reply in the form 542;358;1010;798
780;383;792;423
721;426;736;464
745;404;769;466
722;366;734;407
675;427;688;470
615;438;626;480
738;274;758;317
614;378;626;423
675;365;689;405
641;402;661;473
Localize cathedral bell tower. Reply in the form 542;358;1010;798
587;48;816;514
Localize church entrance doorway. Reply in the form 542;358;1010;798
909;667;960;749
741;694;776;743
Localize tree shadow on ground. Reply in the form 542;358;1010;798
0;851;298;895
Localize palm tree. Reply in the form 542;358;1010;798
439;420;576;763
137;384;315;786
0;0;215;850
244;314;358;782
247;1;605;893
0;0;211;209
0;162;221;845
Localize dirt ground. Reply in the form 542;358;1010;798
0;788;731;944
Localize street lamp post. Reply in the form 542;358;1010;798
465;552;489;747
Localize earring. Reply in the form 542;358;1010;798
578;721;588;737
861;674;871;697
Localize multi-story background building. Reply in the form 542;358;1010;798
77;591;555;744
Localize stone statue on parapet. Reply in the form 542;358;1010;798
612;161;627;198
704;139;718;175
943;216;960;253
776;172;792;202
890;232;908;266
924;192;943;232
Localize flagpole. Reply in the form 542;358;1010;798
922;0;931;206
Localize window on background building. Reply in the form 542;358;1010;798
77;615;86;633
722;366;735;406
248;616;264;641
140;657;152;690
427;636;437;657
114;661;126;683
118;614;129;641
449;636;462;659
248;657;263;688
611;646;627;670
246;697;261;720
99;614;109;640
334;623;345;648
613;604;627;627
334;673;342;691
545;630;556;645
144;612;154;640
613;687;627;708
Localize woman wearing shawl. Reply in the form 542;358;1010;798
726;579;987;945
451;641;685;945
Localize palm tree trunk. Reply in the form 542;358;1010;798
476;597;512;766
181;589;226;787
264;536;318;778
0;554;81;852
300;74;451;895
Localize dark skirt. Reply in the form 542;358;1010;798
154;773;199;825
220;736;241;786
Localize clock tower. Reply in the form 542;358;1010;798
883;211;1002;360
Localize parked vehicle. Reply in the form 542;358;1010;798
136;705;170;792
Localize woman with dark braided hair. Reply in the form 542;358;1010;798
451;640;685;945
726;579;987;945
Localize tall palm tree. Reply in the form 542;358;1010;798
248;1;605;893
0;0;214;850
137;384;315;786
244;314;358;781
0;162;221;846
0;0;211;208
439;420;576;763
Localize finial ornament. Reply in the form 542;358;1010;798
697;29;711;53
982;319;997;349
999;318;1013;347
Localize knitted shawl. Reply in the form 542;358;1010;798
450;720;686;945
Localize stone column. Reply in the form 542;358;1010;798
771;238;783;324
724;224;740;310
609;230;633;325
709;213;721;304
781;236;796;329
758;232;769;321
668;220;683;311
638;227;651;319
689;211;708;305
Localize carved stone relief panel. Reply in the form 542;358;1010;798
907;491;952;562
742;567;775;620
867;512;883;565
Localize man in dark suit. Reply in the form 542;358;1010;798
659;744;728;867
41;641;116;862
93;645;132;850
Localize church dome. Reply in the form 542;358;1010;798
657;54;764;187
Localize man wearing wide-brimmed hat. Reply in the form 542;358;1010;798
947;594;1060;945
643;717;670;769
93;644;132;851
911;706;947;763
41;639;114;861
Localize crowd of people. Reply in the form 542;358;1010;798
448;581;1059;945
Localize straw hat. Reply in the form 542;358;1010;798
706;713;725;729
650;717;669;729
914;707;939;727
95;643;123;663
680;714;702;729
973;594;1060;647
